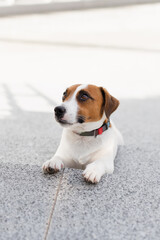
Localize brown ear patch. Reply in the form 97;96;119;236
62;84;81;102
100;87;119;118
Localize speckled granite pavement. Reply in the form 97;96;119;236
0;97;160;240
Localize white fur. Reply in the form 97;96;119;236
61;84;88;125
43;85;123;183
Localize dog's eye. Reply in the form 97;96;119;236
62;91;67;101
80;94;89;101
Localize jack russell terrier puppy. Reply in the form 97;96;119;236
42;84;123;183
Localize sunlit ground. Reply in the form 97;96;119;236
0;3;160;119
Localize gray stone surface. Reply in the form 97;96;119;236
0;98;160;240
0;163;62;240
0;108;62;239
0;112;61;166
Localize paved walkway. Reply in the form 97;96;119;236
0;4;160;240
0;95;160;239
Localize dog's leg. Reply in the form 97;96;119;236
83;144;117;183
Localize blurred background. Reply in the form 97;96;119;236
0;0;160;118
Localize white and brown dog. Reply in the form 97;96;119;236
42;84;123;183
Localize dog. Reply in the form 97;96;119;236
42;84;123;183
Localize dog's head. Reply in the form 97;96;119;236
54;84;119;132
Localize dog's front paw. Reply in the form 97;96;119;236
82;164;103;184
42;157;64;174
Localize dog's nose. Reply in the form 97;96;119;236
54;106;66;118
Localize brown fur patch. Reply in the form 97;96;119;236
77;85;104;122
62;84;119;124
76;85;119;123
62;84;80;102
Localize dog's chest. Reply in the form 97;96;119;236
63;132;104;165
72;140;95;164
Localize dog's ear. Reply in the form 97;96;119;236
100;87;119;118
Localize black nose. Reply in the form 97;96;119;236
54;106;66;118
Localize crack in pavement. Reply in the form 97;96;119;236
44;170;64;240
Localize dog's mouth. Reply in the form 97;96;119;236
55;116;73;126
55;114;85;126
